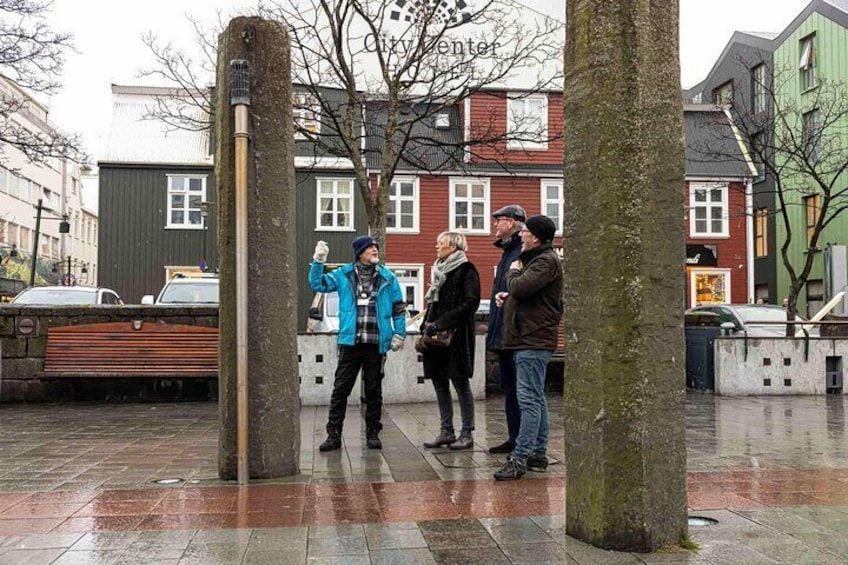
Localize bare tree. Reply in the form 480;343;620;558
0;0;83;163
693;62;848;331
142;0;563;249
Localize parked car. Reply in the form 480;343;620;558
10;285;123;305
141;274;219;305
686;304;818;337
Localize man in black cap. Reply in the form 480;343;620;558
309;235;407;451
493;214;563;481
486;204;526;454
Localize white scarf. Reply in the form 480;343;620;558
426;250;468;303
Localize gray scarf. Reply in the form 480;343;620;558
426;250;468;303
355;261;377;294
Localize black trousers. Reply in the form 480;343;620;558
326;344;384;434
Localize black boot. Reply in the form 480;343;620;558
366;429;382;449
423;429;456;448
319;429;342;452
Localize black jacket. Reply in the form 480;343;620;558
502;244;563;350
486;231;523;351
423;262;481;379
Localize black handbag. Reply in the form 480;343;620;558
414;311;456;352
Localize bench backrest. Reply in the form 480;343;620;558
44;322;218;376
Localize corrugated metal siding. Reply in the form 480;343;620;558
98;166;217;303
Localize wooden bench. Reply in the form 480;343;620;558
43;322;218;378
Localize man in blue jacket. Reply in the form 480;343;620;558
310;235;407;451
486;204;526;454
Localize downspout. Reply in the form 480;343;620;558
746;178;755;303
230;60;251;486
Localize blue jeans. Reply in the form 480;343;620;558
512;349;552;462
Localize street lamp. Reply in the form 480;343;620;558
29;199;70;287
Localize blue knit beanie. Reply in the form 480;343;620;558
352;235;379;260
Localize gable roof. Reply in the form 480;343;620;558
774;0;848;47
684;105;756;179
101;85;212;166
683;31;776;95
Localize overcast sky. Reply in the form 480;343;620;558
45;0;812;163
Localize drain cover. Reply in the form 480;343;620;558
688;516;718;527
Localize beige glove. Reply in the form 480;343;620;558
313;240;329;263
390;335;405;352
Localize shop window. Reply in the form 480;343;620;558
691;269;731;306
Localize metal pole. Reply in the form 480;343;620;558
29;199;42;287
230;60;250;486
67;255;71;285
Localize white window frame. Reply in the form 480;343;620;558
506;94;548;150
449;177;490;234
751;63;766;114
166;174;207;230
315;177;355;232
690;268;732;307
689;182;729;238
388;264;425;313
387;176;419;234
799;34;817;91
293;92;321;139
540;178;564;236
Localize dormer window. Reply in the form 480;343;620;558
507;94;548;150
712;81;733;106
293;92;320;138
799;34;817;91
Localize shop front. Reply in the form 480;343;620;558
686;244;731;307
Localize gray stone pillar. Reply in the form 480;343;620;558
216;17;300;479
562;1;688;551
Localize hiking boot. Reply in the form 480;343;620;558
527;452;549;472
319;430;342;452
449;431;473;450
366;429;382;450
487;440;515;454
423;430;456;448
494;457;527;481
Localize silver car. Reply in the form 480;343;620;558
687;304;817;337
10;286;123;305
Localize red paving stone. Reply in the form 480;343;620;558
0;467;847;536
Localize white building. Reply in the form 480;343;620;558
0;75;98;290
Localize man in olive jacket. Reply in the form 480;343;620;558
493;214;563;481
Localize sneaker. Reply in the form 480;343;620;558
527;452;549;472
319;431;342;452
494;457;527;481
423;430;456;448
366;429;382;450
488;440;515;454
449;431;473;450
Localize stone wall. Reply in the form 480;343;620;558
0;305;218;402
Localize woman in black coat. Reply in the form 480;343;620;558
421;231;481;450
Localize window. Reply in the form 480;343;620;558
689;182;728;237
50;237;59;259
507;94;548;150
167;175;206;229
755;208;768;258
751;64;766;114
751;132;765;184
316;178;354;230
804;194;821;246
387;177;419;233
389;265;424;313
712;81;733;105
450;178;490;233
541;179;563;236
802;109;821;164
0;167;6;194
20;227;30;250
293;92;320;138
690;269;731;306
799;34;817;91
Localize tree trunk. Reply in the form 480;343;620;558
562;0;688;551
